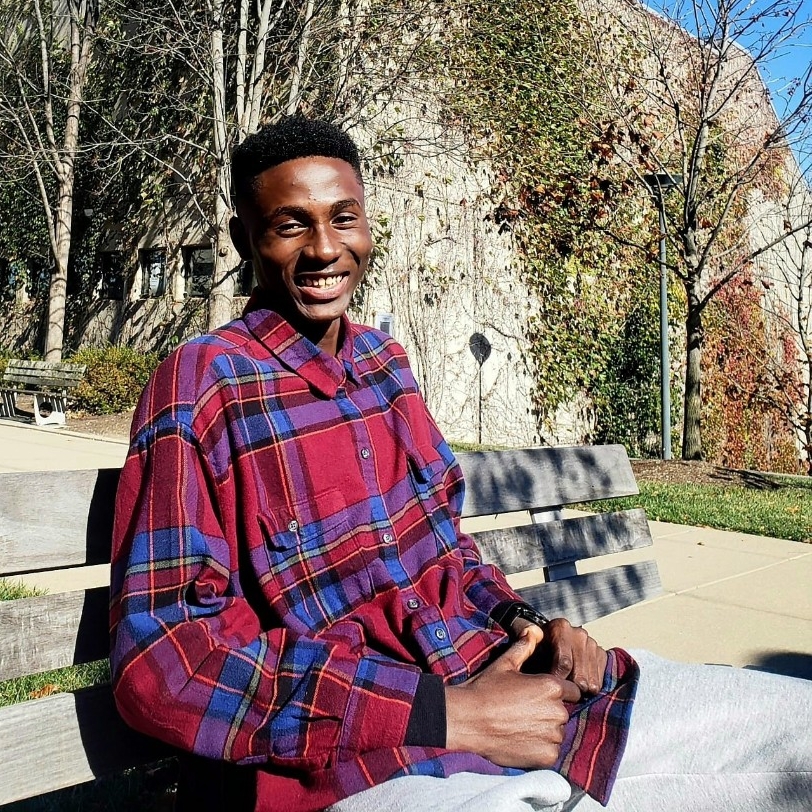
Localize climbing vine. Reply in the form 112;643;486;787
441;0;663;449
703;272;801;474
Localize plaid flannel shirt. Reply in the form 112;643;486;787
110;304;637;812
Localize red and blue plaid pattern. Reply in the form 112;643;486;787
110;306;636;811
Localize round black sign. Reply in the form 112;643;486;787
469;332;492;366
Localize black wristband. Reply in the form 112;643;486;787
494;602;550;634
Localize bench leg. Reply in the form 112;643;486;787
33;393;67;426
0;389;17;419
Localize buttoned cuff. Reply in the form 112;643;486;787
404;674;446;747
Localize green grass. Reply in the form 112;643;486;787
0;579;46;601
0;660;111;708
449;440;509;452
582;481;812;542
0;579;110;708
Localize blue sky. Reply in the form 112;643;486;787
644;1;811;171
645;0;812;117
745;0;812;119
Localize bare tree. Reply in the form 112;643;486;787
102;0;297;330
96;0;444;331
581;0;812;459
0;0;99;360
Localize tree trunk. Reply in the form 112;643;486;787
44;175;74;361
40;0;98;360
207;185;239;330
682;288;703;460
206;6;237;331
287;0;315;115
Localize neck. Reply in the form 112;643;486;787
246;290;344;355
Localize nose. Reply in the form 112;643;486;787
303;223;342;264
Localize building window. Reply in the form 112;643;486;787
24;258;49;298
375;312;395;335
238;260;255;296
99;252;126;300
140;248;166;298
183;245;214;298
66;255;81;297
0;259;13;301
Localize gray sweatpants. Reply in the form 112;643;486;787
328;650;812;812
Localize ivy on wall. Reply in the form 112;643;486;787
441;0;664;451
703;272;802;474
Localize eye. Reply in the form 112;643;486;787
275;220;306;235
333;212;358;227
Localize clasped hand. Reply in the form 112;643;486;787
511;616;607;695
444;618;607;769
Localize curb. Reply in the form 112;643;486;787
0;417;129;446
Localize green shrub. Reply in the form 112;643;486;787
68;346;159;415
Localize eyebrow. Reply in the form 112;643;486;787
263;199;362;223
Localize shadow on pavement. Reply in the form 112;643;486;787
744;651;812;680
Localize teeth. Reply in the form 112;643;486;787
301;275;343;289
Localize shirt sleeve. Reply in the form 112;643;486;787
110;412;424;773
425;414;524;618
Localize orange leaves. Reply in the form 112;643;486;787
28;683;60;699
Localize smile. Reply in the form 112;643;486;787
296;273;349;290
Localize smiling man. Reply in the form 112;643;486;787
110;117;812;812
229;149;371;355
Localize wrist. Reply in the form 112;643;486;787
496;602;549;637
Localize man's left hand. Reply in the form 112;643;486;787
511;617;607;695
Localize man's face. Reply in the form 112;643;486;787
231;156;372;351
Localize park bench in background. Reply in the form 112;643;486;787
0;359;87;426
0;444;661;804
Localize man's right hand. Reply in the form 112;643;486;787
444;633;582;769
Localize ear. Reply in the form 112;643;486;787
229;216;251;261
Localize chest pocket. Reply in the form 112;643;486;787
407;444;457;556
257;487;365;632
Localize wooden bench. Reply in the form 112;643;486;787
0;359;87;426
0;444;661;804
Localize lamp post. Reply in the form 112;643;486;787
643;172;682;461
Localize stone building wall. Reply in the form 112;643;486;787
350;110;541;447
2;0;804;454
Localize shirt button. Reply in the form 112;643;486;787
287;520;299;532
406;598;420;610
434;628;447;641
382;532;393;544
360;447;371;459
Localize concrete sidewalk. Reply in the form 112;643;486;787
1;419;810;677
0;419;128;473
582;521;812;677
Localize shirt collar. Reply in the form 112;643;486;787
242;289;359;398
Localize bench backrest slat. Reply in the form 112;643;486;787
0;448;636;576
0;588;109;681
0;469;120;576
473;509;651;575
3;360;86;389
514;560;662;626
457;445;638;517
0;509;655;683
0;687;170;805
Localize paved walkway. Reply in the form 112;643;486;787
1;419;810;678
0;420;128;473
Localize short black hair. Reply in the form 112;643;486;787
231;115;362;202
